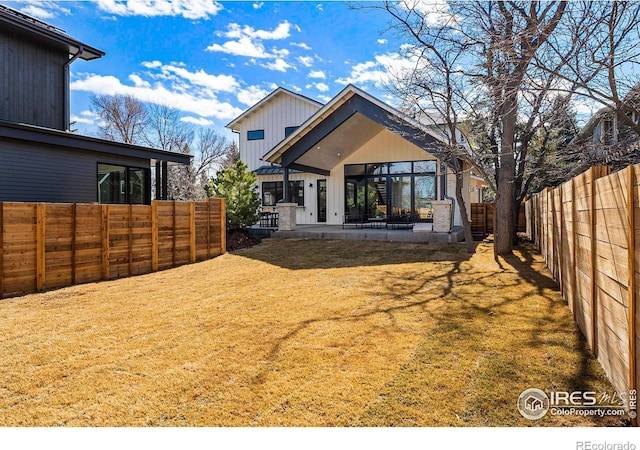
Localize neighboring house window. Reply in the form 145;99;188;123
603;119;615;145
248;129;265;140
98;163;149;205
261;180;305;206
285;126;298;137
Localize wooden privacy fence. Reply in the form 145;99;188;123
470;202;526;240
0;198;226;298
525;165;638;419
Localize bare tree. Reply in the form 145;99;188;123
374;1;567;255
91;94;147;144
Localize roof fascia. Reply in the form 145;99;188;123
225;87;324;131
0;121;192;164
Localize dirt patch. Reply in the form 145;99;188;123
226;228;262;252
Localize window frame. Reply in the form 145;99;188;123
97;163;151;205
247;129;265;141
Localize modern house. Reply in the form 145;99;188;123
0;5;190;204
227;84;478;234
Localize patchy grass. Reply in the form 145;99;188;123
0;239;627;426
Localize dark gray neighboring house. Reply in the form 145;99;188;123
0;5;190;204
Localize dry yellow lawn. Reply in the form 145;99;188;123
0;239;628;426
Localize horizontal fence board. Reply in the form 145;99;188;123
528;165;639;421
1;199;225;298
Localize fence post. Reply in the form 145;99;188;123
189;202;196;263
101;204;110;280
207;198;211;259
71;203;77;285
627;166;638;426
172;201;176;266
559;187;564;292
590;167;598;356
0;203;4;298
128;204;133;276
151;201;158;272
220;198;226;254
36;203;46;292
571;179;577;320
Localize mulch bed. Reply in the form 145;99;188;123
226;228;262;252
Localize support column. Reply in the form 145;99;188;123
283;167;290;203
277;203;298;231
432;200;452;233
162;161;169;200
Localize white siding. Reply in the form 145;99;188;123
236;93;321;172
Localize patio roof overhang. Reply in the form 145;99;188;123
262;85;448;176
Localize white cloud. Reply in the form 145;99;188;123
308;70;326;79
206;21;294;64
161;65;240;92
95;0;223;19
237;86;270;106
260;58;294;73
399;0;456;26
377;39;388;45
252;2;264;9
222;21;292;41
298;56;314;67
17;1;70;19
71;67;243;120
20;5;54;19
181;116;215;126
291;42;312;50
314;82;329;92
128;74;150;88
70;110;98;125
336;52;418;89
142;60;163;69
318;95;331;103
316;4;324;12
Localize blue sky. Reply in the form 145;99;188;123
0;0;418;142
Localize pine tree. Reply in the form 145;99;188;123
208;161;260;230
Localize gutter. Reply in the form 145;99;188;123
63;46;83;131
440;161;456;233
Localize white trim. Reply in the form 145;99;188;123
261;84;450;164
225;87;323;131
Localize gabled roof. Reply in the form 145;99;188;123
261;84;449;175
0;4;104;60
226;87;323;131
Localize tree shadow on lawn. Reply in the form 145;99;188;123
231;238;475;270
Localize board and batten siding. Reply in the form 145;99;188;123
238;93;322;172
0;139;150;203
0;29;67;130
256;128;471;226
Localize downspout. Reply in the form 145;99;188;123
440;161;456;233
64;46;83;131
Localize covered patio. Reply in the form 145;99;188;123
266;224;465;243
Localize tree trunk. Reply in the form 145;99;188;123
495;93;518;255
454;166;475;253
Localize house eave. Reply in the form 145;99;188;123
0;5;104;60
0;120;192;165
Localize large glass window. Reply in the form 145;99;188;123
261;180;305;206
344;160;437;222
98;164;149;204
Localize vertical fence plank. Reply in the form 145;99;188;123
172;201;177;266
590;167;598;356
189;202;196;263
220;198;226;254
571;179;578;320
152;200;158;272
36;203;46;292
628;166;638;426
207;198;211;259
101;204;110;281
128;204;133;277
